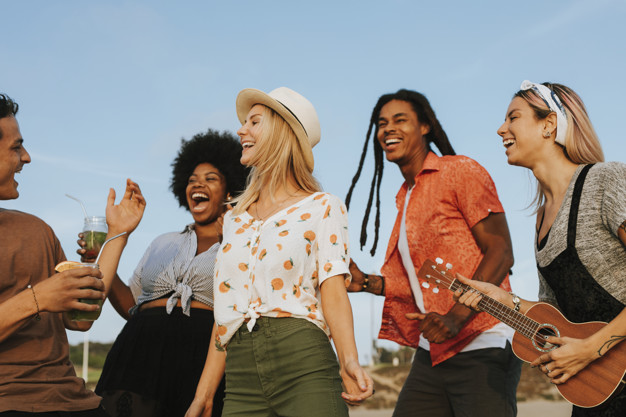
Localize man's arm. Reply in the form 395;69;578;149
447;212;514;322
409;212;514;343
1;268;105;342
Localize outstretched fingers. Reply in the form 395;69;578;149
124;178;145;205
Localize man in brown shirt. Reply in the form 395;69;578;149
0;93;107;415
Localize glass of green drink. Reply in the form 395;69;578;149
56;262;103;321
83;216;108;260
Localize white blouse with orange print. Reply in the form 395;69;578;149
214;192;351;349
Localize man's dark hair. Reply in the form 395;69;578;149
170;128;249;210
0;94;19;139
345;89;456;255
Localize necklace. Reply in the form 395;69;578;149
254;193;305;221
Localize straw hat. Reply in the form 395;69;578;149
236;87;320;171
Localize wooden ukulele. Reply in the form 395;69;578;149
417;258;626;408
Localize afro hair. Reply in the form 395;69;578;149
170;129;249;210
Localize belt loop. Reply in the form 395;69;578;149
264;317;271;337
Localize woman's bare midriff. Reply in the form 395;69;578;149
139;298;213;311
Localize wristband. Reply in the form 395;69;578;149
509;292;521;312
27;285;41;321
362;274;369;291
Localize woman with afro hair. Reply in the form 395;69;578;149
78;129;249;417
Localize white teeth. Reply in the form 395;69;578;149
242;142;254;149
503;139;515;148
385;138;401;145
191;192;209;200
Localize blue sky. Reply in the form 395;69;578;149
3;0;625;363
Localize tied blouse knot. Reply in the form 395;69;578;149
129;225;218;316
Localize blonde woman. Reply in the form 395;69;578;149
187;87;373;417
456;81;626;416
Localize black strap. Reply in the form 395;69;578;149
567;164;594;247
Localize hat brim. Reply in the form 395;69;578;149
236;88;314;171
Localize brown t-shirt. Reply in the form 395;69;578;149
0;209;101;412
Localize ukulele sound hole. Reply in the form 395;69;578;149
532;324;560;352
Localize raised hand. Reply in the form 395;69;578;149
106;179;146;236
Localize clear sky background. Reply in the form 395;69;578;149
2;0;625;363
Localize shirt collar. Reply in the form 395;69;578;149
420;151;441;173
404;151;440;189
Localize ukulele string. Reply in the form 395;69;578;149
446;279;541;340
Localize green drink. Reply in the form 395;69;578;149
83;216;108;259
55;261;104;321
83;230;107;259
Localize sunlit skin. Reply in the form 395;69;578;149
237;104;265;167
496;97;555;169
186;162;228;226
497;97;577;244
0;116;31;200
376;100;430;185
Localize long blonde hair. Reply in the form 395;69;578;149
232;105;321;215
515;82;604;210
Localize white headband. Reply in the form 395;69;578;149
520;80;568;146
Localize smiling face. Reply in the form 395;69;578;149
185;162;228;225
0;115;31;200
497;97;548;167
376;100;430;168
237;104;265;167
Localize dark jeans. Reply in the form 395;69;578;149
393;342;521;417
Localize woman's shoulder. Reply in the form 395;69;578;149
585;162;626;192
148;229;189;246
309;192;344;206
589;161;626;177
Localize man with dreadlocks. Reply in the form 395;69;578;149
346;89;521;417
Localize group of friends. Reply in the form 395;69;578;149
0;80;624;417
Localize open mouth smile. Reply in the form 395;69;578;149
190;191;211;213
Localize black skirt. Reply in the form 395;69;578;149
96;307;225;417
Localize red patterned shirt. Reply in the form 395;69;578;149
379;152;512;365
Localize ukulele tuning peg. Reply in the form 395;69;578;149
445;263;453;270
435;258;443;265
421;282;430;289
433;287;440;294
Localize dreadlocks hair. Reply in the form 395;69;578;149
345;89;456;255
